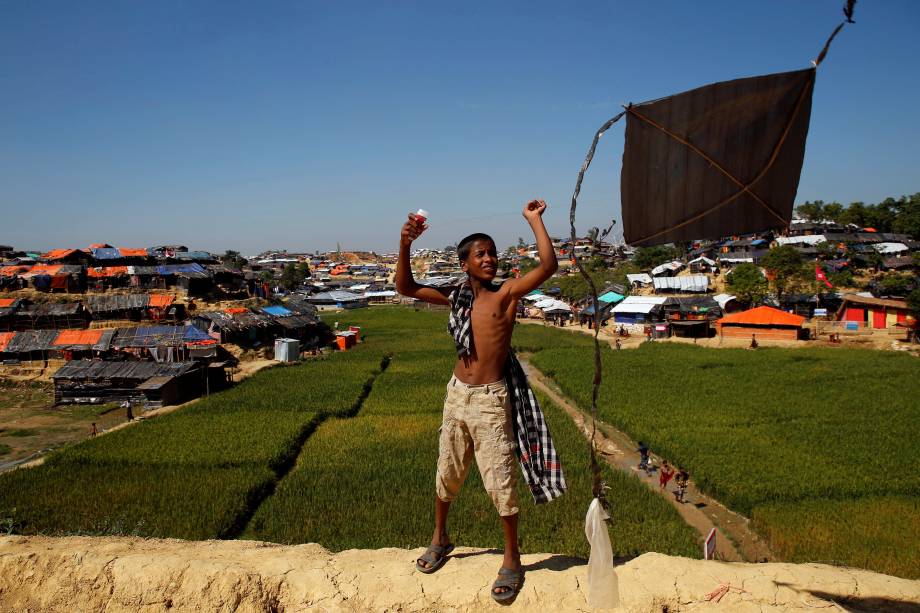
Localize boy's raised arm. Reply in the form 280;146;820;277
396;214;452;306
506;200;558;299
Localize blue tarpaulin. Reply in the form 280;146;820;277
156;263;207;275
263;305;293;317
598;291;625;304
91;248;121;260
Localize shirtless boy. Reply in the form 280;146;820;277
396;199;564;602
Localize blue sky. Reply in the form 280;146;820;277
1;1;918;255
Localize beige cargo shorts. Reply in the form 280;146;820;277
435;375;519;516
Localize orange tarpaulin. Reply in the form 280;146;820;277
0;298;16;307
0;332;13;352
225;307;249;314
87;266;128;278
53;329;104;346
0;266;26;277
148;294;175;308
118;248;149;257
716;306;805;327
21;264;63;278
42;248;81;261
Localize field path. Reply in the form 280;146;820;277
519;357;775;563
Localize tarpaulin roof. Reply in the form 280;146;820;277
87;266;129;278
712;294;738;309
89;243;112;249
42;248;83;260
224;307;249;314
157;263;207;275
112;325;212;348
19;302;83;316
52;328;107;348
598;291;625;304
716;306;805;327
85;294;149;312
147;294;175;308
91;247;121;260
0;298;18;308
0;266;27;277
273;314;319;329
4;330;61;353
611;296;668;314
626;273;653;285
0;332;14;352
117;247;149;257
653;275;710;292
53;360;196;381
19;264;63;279
622;69;814;246
775;235;827;246
650;261;684;276
262;305;293;317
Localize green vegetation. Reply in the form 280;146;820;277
752;497;920;579
0;350;385;539
3;306;915;577
794;193;920;239
0;444;11;457
521;326;920;578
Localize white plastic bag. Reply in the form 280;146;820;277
585;497;620;609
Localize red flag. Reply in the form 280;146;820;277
815;263;833;288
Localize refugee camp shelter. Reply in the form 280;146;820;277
715;306;806;341
611;296;668;324
688;256;718;273
307;290;368;309
192;310;275;346
836;294;912;330
52;360;203;407
663;297;722;338
13;302;88;331
50;328;116;360
653;274;710;293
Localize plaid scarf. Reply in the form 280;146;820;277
448;282;566;504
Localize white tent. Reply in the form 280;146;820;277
653;275;710;292
627;273;653;286
774;235;827;246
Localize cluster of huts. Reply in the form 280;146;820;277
0;244;246;296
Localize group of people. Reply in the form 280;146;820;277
638;443;691;503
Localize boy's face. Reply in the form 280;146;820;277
461;239;498;281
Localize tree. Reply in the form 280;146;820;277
726;263;768;305
822;202;844;222
517;237;527;250
633;245;681;270
760;246;804;301
795;200;825;221
259;270;274;283
879;273;915;297
280;262;309;291
839;201;867;227
892;193;920;240
220;249;247;271
907;288;920;317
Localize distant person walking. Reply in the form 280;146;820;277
637;442;650;474
659;460;675;490
90;422;97;437
615;338;622;350
674;469;690;503
750;334;759;349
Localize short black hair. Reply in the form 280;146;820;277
457;233;495;262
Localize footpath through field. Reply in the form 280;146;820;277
520;356;773;563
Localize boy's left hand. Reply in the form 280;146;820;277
523;199;547;221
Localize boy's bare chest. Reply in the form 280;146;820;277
470;292;514;333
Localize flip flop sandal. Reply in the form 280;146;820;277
415;543;455;574
491;567;524;603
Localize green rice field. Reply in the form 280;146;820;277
0;306;699;560
521;324;920;579
1;306;916;577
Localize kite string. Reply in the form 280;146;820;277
813;0;856;67
568;110;624;509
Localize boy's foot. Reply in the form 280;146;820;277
492;566;524;602
416;543;455;574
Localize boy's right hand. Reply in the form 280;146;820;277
400;213;427;247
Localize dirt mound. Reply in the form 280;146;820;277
0;536;917;612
